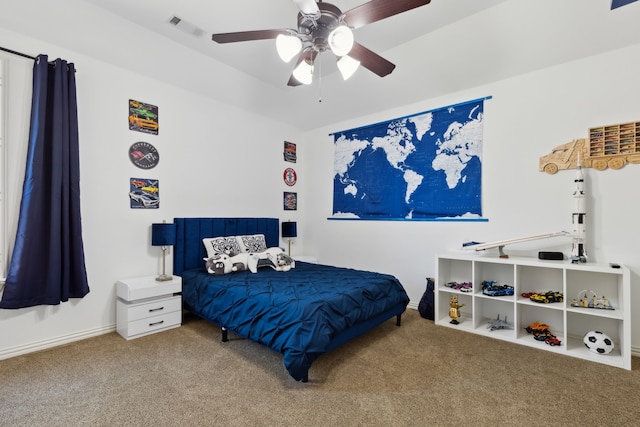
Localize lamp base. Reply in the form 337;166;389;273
155;274;173;282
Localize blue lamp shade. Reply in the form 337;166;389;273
281;221;297;238
152;223;176;246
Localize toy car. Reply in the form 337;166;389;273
445;281;473;292
529;291;563;303
481;280;514;297
545;335;561;346
532;329;553;341
525;321;550;334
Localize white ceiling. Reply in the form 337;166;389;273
2;0;640;130
79;0;506;89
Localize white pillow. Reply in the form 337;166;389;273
236;234;268;253
202;236;242;258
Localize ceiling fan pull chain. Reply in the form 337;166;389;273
318;53;322;103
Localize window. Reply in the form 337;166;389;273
0;55;32;283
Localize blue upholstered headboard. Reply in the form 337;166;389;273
172;217;280;276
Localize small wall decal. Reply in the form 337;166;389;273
129;141;159;169
283;167;297;186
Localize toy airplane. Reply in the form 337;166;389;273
487;315;513;331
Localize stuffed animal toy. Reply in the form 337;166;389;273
204;254;232;275
229;252;250;272
247;247;295;273
204;252;250;274
272;252;295;272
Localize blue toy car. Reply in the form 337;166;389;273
481;280;514;297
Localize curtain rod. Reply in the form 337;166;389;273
0;47;71;69
0;46;36;60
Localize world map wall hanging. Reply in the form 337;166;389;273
330;97;489;221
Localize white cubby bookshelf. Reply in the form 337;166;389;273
435;253;631;370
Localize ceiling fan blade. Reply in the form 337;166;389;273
343;0;431;29
348;42;396;77
212;29;287;44
293;0;320;15
287;75;304;87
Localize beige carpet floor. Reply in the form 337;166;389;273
1;308;639;427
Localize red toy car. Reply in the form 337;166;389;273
545;335;561;346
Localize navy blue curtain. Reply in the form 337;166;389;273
0;54;89;309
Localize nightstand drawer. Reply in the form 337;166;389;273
116;276;181;301
122;295;182;322
126;310;182;338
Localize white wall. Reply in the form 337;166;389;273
303;42;640;351
0;27;303;357
2;11;640;358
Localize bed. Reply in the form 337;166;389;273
173;217;410;382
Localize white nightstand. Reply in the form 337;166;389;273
116;275;182;340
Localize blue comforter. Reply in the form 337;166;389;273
181;261;409;381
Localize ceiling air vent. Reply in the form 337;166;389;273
168;15;205;38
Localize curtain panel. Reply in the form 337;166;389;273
0;54;89;309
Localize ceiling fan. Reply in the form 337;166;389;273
211;0;432;86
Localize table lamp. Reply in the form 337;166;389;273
281;221;297;256
152;220;176;281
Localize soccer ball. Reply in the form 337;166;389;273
583;330;614;355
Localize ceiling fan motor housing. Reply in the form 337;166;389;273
297;2;342;52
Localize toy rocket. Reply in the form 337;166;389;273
571;154;587;263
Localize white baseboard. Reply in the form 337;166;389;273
0;324;116;360
4;316;640;362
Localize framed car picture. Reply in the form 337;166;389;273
129;178;159;209
284;192;297;211
129;99;159;135
284;141;296;163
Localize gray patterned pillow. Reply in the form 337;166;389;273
202;236;242;258
236;234;267;253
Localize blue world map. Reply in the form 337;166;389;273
332;99;485;220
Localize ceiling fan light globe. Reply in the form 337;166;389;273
328;25;354;57
292;60;314;85
293;0;320;15
276;34;302;62
337;55;360;80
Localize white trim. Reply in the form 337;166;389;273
3;315;639;362
0;325;115;360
